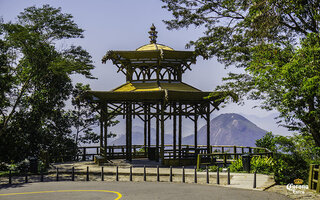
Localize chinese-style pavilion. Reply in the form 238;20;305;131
84;25;230;165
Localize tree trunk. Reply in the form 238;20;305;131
310;126;320;147
0;78;31;135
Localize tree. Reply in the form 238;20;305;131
0;5;94;162
162;0;320;146
256;132;320;184
68;83;118;146
247;34;320;146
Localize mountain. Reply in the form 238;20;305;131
109;126;173;145
109;113;266;147
183;113;267;146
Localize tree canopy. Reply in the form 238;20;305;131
0;5;95;162
67;83;118;146
162;0;320;146
256;132;320;183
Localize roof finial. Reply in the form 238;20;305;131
148;24;158;44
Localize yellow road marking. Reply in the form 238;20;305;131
0;190;122;200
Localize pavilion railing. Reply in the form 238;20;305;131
309;164;320;193
76;145;272;166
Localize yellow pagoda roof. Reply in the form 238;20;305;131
136;43;174;51
112;82;201;92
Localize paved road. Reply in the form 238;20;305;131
0;181;291;200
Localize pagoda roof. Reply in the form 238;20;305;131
112;82;201;92
84;90;227;103
83;81;231;104
136;43;174;51
102;49;196;64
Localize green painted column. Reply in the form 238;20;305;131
160;102;165;163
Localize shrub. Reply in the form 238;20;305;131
0;162;8;171
208;165;223;172
256;132;318;184
251;156;274;174
273;153;308;185
229;156;274;174
229;157;243;172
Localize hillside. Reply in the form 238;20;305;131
183;113;266;146
110;113;266;147
109;126;173;145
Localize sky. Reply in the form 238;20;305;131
0;0;292;136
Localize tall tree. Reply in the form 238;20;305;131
162;0;320;146
0;5;94;162
68;83;118;146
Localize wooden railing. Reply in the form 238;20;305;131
196;152;273;169
77;145;272;165
77;145;148;161
309;164;320;193
77;146;101;161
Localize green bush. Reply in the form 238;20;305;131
229;156;274;173
229;157;243;172
0;162;9;171
273;153;308;185
251;156;274;174
8;163;18;171
208;165;223;172
255;132;319;184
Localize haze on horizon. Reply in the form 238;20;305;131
0;0;292;137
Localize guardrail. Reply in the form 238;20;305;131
196;152;273;169
309;164;320;193
78;145;147;161
77;145;272;167
1;165;256;189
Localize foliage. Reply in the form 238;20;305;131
68;83;99;145
161;0;320;147
208;165;223;172
67;83;118;145
246;34;320;146
256;132;276;152
256;132;320;184
162;0;317;65
0;5;94;163
250;156;274;174
229;157;243;172
229;156;274;174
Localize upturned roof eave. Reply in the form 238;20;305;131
102;49;196;64
82;90;228;103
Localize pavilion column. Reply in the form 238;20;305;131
104;105;108;158
148;105;151;148
194;107;198;149
144;104;147;153
173;103;177;159
125;103;128;160
206;103;211;154
160;102;165;162
99;109;104;156
126;102;132;161
129;103;132;161
156;103;160;162
178;103;182;159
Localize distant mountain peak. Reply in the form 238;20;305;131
110;113;266;147
185;113;266;146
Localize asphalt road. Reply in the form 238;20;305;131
0;181;291;200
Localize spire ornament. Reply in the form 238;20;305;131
148;24;158;44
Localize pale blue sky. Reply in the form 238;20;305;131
0;0;291;136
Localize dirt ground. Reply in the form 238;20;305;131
265;185;320;200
